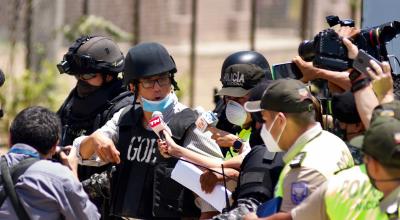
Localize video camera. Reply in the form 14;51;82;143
298;15;400;72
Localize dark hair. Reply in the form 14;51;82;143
10;106;61;154
286;110;316;127
310;95;323;126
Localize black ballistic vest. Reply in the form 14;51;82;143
110;105;199;219
57;79;133;180
232;145;284;205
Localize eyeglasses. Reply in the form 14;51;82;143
75;73;98;81
139;75;171;89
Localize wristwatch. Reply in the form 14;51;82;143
233;138;244;152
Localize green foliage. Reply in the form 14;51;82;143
63;15;132;42
0;61;60;133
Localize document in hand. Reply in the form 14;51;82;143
171;160;232;212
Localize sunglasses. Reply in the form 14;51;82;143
75;73;98;81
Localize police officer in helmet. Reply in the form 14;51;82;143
57;35;133;219
76;42;223;219
57;35;132;147
214;51;272;156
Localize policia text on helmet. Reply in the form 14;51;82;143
122;42;180;102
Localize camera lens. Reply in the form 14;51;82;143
298;40;315;62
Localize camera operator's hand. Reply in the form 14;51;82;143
58;145;79;180
293;56;351;91
293;56;319;82
367;61;394;103
337;26;360;39
342;38;358;59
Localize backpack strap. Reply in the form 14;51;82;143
0;156;39;220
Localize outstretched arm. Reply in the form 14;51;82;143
158;130;243;170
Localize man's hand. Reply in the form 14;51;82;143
342;37;358;59
208;127;237;147
337;26;360;39
367;61;394;103
91;131;120;164
58;146;79;179
292;56;319;83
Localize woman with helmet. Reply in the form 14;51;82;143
213;51;272;157
56;35;133;219
74;42;223;219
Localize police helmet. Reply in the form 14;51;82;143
221;51;272;80
123;42;177;86
57;36;124;75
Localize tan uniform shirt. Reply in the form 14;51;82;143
278;123;354;212
291;182;329;220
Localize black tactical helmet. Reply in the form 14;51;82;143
57;36;124;75
221;51;272;80
123;42;177;86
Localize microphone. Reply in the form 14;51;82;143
0;69;5;87
194;106;219;132
150;110;237;185
0;69;4;118
149;111;171;140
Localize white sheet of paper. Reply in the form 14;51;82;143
171;160;231;212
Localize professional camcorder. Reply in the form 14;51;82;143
298;15;400;72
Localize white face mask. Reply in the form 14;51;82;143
260;115;285;152
225;100;248;126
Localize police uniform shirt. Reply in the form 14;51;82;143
291;181;329;220
291;165;385;220
278;123;354;212
0;144;100;220
380;186;400;219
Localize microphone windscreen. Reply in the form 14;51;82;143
194;106;205;114
152;111;163;119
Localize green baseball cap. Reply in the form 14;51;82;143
354;116;400;167
244;78;314;113
371;100;400;122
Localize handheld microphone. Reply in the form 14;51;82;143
0;69;5;118
0;69;5;87
194;106;219;132
149;111;171;140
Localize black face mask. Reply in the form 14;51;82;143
76;80;102;97
365;161;400;191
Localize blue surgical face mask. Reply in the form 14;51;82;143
141;93;174;113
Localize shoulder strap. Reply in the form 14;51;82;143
102;91;134;123
0;156;39;220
